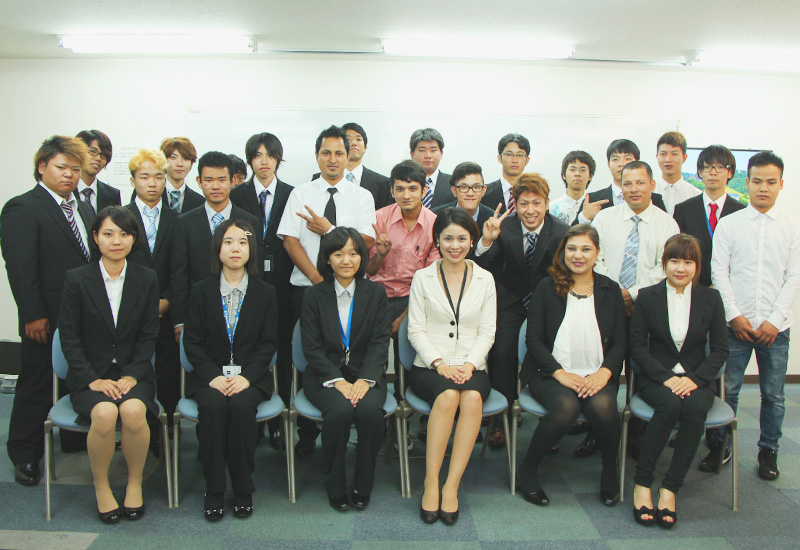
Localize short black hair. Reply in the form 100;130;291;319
342;123;368;147
450;162;484;186
498;133;531;156
316;227;369;281
432;207;480;252
228;154;247;177
89;206;140;256
390;160;427;187
315;125;350;155
621;160;653;180
209;218;260;277
697;145;736;182
560;150;596;186
606;139;640;161
244;132;284;168
748;151;784;178
197;151;233;179
410;128;444;152
76;129;113;163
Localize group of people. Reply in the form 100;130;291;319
1;123;797;530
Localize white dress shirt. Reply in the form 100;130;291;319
426;169;441;195
77;180;99;212
253;177;276;226
277;179;376;287
703;191;728;222
577;183;624;224
38;182;89;250
549;192;586;225
593;201;680;300
344;163;364;186
667;282;692;373
656;178;702;215
135;196;163;233
500;176;514;210
552;294;604;377
711;204;800;331
204;201;233;233
99;259;128;327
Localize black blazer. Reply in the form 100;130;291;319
183;275;278;397
573;185;667;224
481;179;507;213
229;178;294;286
129;185;205;214
75;179;121;213
1;185;95;334
630;280;729;391
673;195;745;287
300;278;390;388
430;172;453;209
124;201;180;301
476;212;569;311
169;204;263;326
311;167;393;210
520;274;628;388
59;262;160;392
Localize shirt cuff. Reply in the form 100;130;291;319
766;311;786;331
174;323;184;329
359;379;376;387
323;377;344;388
578;212;590;224
475;240;491;256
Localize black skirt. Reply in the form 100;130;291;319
408;367;491;408
69;364;159;426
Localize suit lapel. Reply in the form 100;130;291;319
321;282;345;353
151;208;175;259
683;285;705;350
84;265;117;335
209;281;230;347
127;204;153;261
527;216;551;276
35;187;89;259
115;266;139;334
654;281;679;353
504;215;525;271
692;198;713;244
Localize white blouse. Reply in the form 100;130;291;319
667;282;692;373
552;294;604;377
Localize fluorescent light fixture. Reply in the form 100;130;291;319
59;35;255;54
381;37;573;60
692;50;800;72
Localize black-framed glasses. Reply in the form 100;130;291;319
456;184;485;193
88;147;109;162
701;164;730;174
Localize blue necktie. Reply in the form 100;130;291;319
422;177;433;209
259;188;271;239
211;212;224;234
169;189;181;211
346;172;356;183
143;205;158;253
522;232;537;309
619;215;641;289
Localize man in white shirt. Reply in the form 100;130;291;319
410;128;452;209
482;134;531;214
709;152;800;481
655;131;701;215
549;150;596;225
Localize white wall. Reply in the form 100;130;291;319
1;56;799;374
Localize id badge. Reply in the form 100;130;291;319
449;356;467;371
223;365;242;378
263;255;274;273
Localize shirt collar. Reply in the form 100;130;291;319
345;163;364;183
254;176;275;194
99;259;128;282
169;182;186;195
622;201;654;223
204;200;233;223
702;191;727;209
39;181;77;207
387;203;422;229
520;217;544;237
135;195;163;215
427;169;440;185
316;177;348;195
659;178;686;191
220;271;249;297
666;280;691;297
745;203;779;220
334;278;356;298
500;176;513;194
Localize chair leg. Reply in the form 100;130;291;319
287;409;297;503
44;420;53;521
731;420;738;511
501;412;512;493
160;414;173;508
401;409;412;497
172;415;181;508
48;429;57;481
480;415;495;458
619;409;629;502
510;403;520;495
393;414;406;497
283;412;294;503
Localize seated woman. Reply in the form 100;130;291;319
301;227;390;512
407;207;497;526
629;234;728;528
518;224;627;507
183;219;278;521
59;206;160;524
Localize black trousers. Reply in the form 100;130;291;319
267;279;294;437
634;383;715;493
154;318;180;418
194;385;266;495
387;296;409;402
290;285;320;444
488;301;527;411
304;381;387;498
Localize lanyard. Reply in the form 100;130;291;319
439;262;468;340
220;294;243;365
338;295;355;365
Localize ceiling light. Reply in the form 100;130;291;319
381;37;573;60
692;50;800;72
59;35;255;54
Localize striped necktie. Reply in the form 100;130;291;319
507;191;516;214
81;188;95;215
143;205;158;253
422;177;433;209
619;215;641;289
169;189;181;211
211;212;224;234
61;200;90;261
521;232;537;309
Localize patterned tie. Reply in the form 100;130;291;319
81;188;95;214
61;200;90;261
522;232;538;309
507;191;516;214
324;188;338;226
143;206;158;253
259;189;271;240
422;177;433;209
709;203;719;234
211;212;224;234
346;172;356;183
619;215;641;289
169;189;181;211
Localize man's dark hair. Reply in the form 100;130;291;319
228;154;247;178
450;162;484;186
606;139;640;161
342;122;368;147
89;206;140;256
560;150;596;186
197;151;234;179
621;160;653;180
409;128;444;152
244;132;284;168
209;219;260;277
657;131;687;155
497;133;531;156
390;160;427;187
315;125;350;155
748;151;784;178
76;129;113;163
697;145;736;182
317;227;369;281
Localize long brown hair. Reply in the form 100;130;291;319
549;224;600;297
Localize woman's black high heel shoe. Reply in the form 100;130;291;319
438;508;459;525
98;507;121;524
633;505;656;526
204;493;225;522
420;506;439;524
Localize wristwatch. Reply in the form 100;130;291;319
431;359;444;370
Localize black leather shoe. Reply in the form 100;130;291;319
420;506;439;524
351;491;370;510
487;428;506;450
519;486;550;506
329;495;350;512
233;493;253;518
123;505;145;520
438;508;459;525
574;435;597;458
758;447;779;480
268;431;281;451
203;493;225;522
567;421;588;436
698;446;731;473
14;462;41;486
295;439;316;457
98;507;121;524
600;491;620;507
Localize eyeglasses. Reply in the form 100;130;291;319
701;164;730;174
502;152;528;159
88;147;109;162
456;184;485;194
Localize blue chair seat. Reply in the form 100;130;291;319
630;394;734;427
49;395;89;432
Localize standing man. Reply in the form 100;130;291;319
673;145;744;288
482;134;531;214
160;137;205;213
709;152;800;480
277;125;376;455
549;150;596;225
655;131;701;215
410;128;452;209
476;173;569;448
75;129;121;214
1;136;95;485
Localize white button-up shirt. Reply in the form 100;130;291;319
100;259;128;327
667;282;692;373
550;192;586;225
656;178;702;215
253;177;276;227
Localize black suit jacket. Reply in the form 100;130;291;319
673;195;745;287
476;212;569;311
183;275;278;397
229;178;294;286
573;185;667;224
74;180;121;214
481;179;507;213
129;185;205;214
169;204;263;326
521;274;627;388
311;167;392;210
429;172;453;209
59;262;160;392
124;201;180;301
629;280;729;390
300;278;390;388
1;185;96;334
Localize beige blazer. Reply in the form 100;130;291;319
407;259;497;370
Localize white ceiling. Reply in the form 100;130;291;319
2;0;800;64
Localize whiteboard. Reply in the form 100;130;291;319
186;109;679;196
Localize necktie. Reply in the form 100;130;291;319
522;232;538;309
211;212;224;234
259;188;271;239
507;191;516;214
61;200;90;261
709;203;719;234
346;172;356;183
324;188;337;226
169;189;181;211
143;206;158;253
619;215;641;289
422;177;433;209
81;188;95;214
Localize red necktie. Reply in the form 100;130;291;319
507;191;516;214
709;203;719;234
